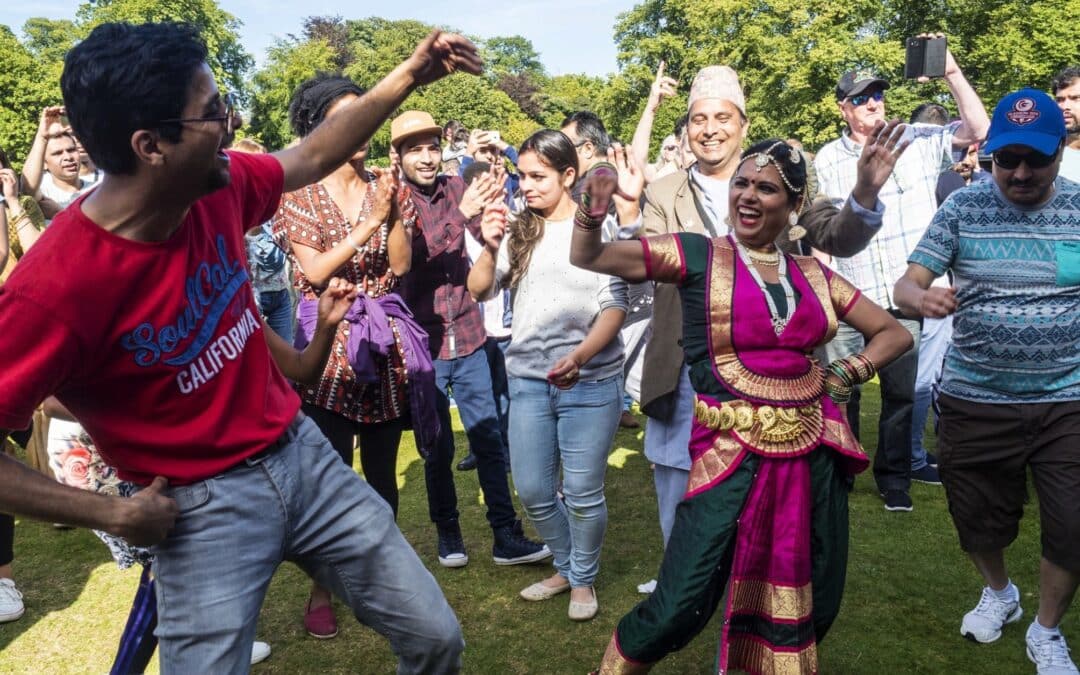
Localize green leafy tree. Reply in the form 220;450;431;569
0;26;58;166
76;0;254;99
246;38;338;150
482;36;545;81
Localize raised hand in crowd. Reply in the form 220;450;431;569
851;119;912;209
646;61;679;114
632;61;679;182
479;199;509;252
404;30;484;86
20;105;68;198
351;166;398;248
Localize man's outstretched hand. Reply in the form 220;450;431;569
406;30;483;86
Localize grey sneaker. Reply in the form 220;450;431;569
961;585;1022;643
1026;625;1079;675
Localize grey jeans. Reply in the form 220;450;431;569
150;414;464;674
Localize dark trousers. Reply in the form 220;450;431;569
483;336;512;461
871;317;920;493
302;404;404;517
0;426;33;567
426;347;515;530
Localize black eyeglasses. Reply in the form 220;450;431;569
572;139;589;148
992;148;1058;170
159;93;238;135
847;90;885;108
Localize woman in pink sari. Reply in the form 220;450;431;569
571;139;913;674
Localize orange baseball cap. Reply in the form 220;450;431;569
390;110;442;148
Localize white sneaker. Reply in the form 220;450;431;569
636;579;657;594
0;579;24;622
250;641;271;665
961;585;1022;643
1026;626;1079;675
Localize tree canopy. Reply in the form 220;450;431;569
0;0;1076;165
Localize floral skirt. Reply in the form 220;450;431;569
47;418;152;569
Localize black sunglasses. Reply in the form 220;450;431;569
847;90;885;108
992;148;1058;170
159;92;238;135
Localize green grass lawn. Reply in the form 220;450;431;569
0;382;1057;673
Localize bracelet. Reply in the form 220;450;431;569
824;378;852;404
574;205;603;231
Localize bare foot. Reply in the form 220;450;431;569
541;573;569;589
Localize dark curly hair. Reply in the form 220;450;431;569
60;22;208;175
288;73;366;139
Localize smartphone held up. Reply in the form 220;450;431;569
905;36;947;79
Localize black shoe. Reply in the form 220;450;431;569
925;452;938;468
911;464;942;485
881;489;913;512
492;525;551;565
456;453;478;471
436;520;468;568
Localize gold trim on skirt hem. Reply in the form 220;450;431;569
598;634;653;674
729;579;813;622
727;637;818;675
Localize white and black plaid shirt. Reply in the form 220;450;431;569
814;123;956;308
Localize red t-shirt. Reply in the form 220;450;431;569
0;151;300;484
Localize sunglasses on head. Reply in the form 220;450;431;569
847;90;885;107
992;148;1058;170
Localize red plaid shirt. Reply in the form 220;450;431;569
399;175;486;361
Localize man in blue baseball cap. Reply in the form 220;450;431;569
894;88;1078;675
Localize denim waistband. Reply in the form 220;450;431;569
241;411;307;468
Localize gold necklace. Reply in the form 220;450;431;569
743;246;780;266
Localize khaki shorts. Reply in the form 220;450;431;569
937;393;1080;571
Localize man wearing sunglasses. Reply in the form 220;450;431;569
0;20;482;674
814;40;989;514
895;89;1079;675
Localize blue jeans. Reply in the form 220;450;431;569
427;347;515;529
258;288;293;344
508;374;623;587
912;315;952;468
151;414;463;674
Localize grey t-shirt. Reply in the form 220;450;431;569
495;215;630;382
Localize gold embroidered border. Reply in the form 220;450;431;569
715;356;825;404
827;267;860;319
822;417;864;457
706;237;736;355
644;234;685;285
597;634;652;675
728;637;819;675
686;434;745;494
794;256;838;343
729;579;813;622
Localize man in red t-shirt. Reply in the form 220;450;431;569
0;21;480;674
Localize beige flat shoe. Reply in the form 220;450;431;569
568;586;598;621
520;579;571;601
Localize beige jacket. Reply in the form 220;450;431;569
638;168;881;419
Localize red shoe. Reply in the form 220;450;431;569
304;599;338;639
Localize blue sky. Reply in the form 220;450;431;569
0;0;625;76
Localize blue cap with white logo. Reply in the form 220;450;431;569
983;88;1066;156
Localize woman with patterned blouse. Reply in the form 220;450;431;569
273;74;436;640
571;141;913;674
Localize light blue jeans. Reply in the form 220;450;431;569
912;315;953;465
150;414;463;674
508;374;623;588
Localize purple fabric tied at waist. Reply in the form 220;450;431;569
295;292;440;459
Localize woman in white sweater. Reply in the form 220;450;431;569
468;129;642;621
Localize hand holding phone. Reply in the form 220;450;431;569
905;35;947;79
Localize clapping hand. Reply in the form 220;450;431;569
459;168;506;219
316;278;360;328
0;168;18;203
405;30;483;86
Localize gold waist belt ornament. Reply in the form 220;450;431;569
693;398;822;454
